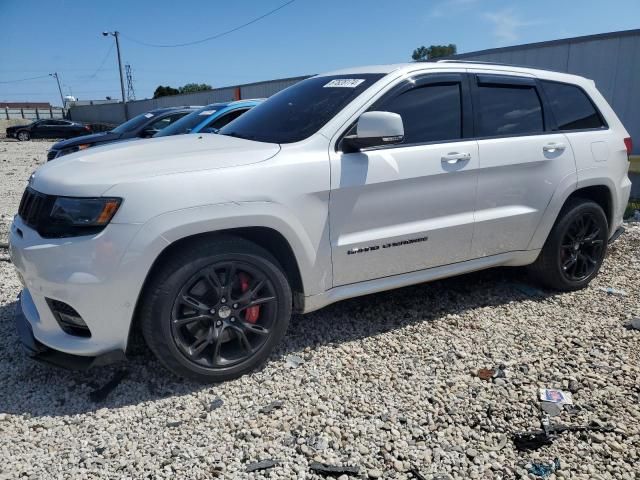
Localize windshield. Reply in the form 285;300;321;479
154;105;225;138
218;74;384;144
111;111;159;134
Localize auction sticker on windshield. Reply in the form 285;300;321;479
199;110;217;116
323;79;365;88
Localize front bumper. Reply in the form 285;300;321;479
608;226;625;244
9;215;148;359
14;293;125;369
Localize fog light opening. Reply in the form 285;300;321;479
46;299;92;338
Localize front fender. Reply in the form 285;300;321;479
119;201;332;309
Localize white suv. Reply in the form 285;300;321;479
10;61;632;381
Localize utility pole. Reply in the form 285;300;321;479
102;30;128;119
49;72;65;108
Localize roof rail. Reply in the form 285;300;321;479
435;58;562;73
436;59;511;66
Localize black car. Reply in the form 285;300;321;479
47;107;197;161
6;119;91;141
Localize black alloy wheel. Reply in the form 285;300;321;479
140;236;292;382
528;198;608;291
559;212;605;282
171;261;277;368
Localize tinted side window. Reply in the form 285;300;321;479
149;112;187;130
377;83;462;144
210;108;248;130
476;84;543;137
541;81;604;130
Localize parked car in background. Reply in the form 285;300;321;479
6;119;91;141
46;107;198;160
153;100;264;138
10;62;631;382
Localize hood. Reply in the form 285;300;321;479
51;131;121;150
31;133;280;196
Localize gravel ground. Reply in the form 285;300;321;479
0;140;639;480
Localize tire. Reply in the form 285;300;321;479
528;198;608;291
17;131;30;141
139;236;292;382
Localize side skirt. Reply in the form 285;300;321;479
302;249;540;313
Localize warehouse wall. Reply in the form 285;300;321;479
69;75;310;126
455;29;640;153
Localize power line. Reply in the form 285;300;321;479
0;74;51;84
121;0;297;48
86;42;115;79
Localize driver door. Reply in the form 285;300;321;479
329;73;479;286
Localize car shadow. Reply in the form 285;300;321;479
0;266;552;418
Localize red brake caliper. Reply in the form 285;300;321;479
239;273;260;323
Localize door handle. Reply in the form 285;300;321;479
441;152;471;164
543;142;566;153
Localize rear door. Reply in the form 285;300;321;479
56;120;74;138
329;72;479;286
470;72;576;257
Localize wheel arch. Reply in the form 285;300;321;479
126;226;307;353
529;176;615;251
564;184;613;228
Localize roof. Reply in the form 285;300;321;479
316;61;587;84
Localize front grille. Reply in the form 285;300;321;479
18;188;53;230
47;150;58;161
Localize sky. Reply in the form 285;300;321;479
1;0;639;106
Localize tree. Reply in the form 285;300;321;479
411;44;457;62
153;85;180;98
178;83;213;94
152;83;213;98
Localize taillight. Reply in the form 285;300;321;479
624;137;632;157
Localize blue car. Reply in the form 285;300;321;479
153;99;263;138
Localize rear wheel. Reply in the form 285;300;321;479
140;236;291;382
528;198;608;291
17;131;30;141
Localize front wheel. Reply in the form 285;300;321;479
140;236;292;382
528;198;608;291
17;131;30;141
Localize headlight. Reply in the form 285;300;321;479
18;188;122;238
50;197;121;227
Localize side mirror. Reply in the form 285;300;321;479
342;111;404;153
